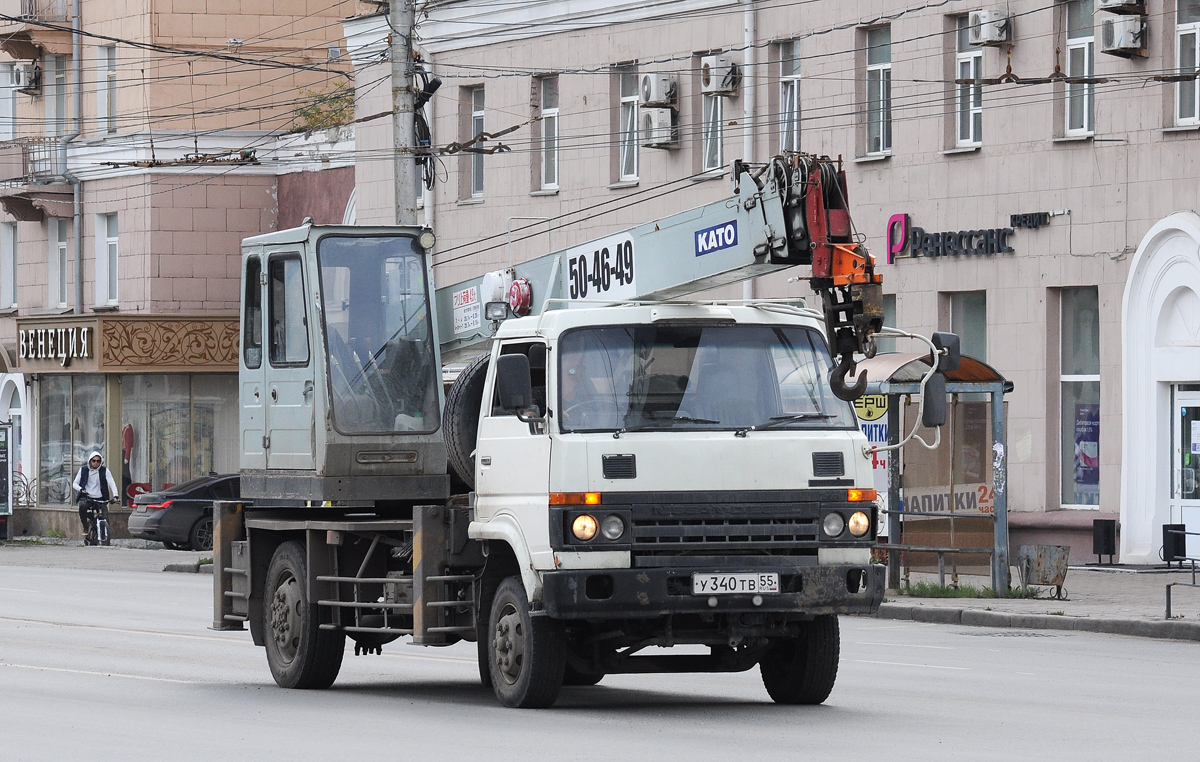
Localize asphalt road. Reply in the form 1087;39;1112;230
1;552;1197;761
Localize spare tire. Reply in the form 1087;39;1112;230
444;353;490;491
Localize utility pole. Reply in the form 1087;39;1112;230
391;0;418;226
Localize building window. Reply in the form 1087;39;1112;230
949;291;987;361
780;40;801;152
0;63;16;141
1066;0;1095;135
1060;287;1100;507
96;212;117;305
618;66;639;181
48;217;68;309
866;26;892;155
97;45;117;134
45;55;67;137
701;93;723;172
39;374;105;505
0;222;16;308
956;17;983;146
471;87;485;197
1177;0;1200;124
540;76;559;189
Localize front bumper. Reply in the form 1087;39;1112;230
540;563;885;619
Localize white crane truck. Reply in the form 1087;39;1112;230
212;154;948;708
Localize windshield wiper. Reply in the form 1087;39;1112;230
614;415;720;438
734;413;835;438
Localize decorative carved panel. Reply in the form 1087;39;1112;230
100;318;239;372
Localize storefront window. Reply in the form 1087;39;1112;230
120;374;237;499
1061;287;1101;506
39;375;105;504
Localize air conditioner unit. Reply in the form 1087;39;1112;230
968;10;1012;46
639;73;677;107
1101;16;1146;57
700;54;740;96
639;107;675;148
1097;0;1144;14
14;63;40;96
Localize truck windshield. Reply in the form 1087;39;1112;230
317;235;440;434
557;323;856;433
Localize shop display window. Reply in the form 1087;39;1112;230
120;374;237;501
38;375;105;505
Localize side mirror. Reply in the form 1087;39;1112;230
496;354;533;411
932;332;961;373
527;343;547;371
922;372;947;428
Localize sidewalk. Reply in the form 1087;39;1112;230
877;565;1200;642
0;537;206;574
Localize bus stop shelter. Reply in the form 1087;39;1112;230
856;353;1013;591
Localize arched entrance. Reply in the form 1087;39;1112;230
1121;211;1200;564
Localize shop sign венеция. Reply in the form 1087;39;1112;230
18;326;91;367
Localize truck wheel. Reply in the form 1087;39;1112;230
487;576;565;708
759;615;840;705
264;541;345;689
444;353;489;491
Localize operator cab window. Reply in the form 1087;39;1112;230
244;256;262;369
268;254;309;367
492;342;547;417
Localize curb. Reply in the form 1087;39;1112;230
873;603;1200;642
162;562;214;574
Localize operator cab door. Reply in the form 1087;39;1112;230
265;250;316;471
1174;386;1200;557
240;253;266;471
475;342;551;530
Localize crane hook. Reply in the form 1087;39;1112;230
829;354;868;402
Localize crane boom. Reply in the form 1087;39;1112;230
434;153;883;400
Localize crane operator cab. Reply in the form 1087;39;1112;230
239;225;448;505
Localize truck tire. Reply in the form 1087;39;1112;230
487;575;565;708
444;353;489;491
264;541;345;689
759;615;840;705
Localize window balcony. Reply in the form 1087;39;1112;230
0;137;62;184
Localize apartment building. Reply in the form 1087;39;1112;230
0;0;356;535
345;0;1200;564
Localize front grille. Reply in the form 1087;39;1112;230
812;451;845;477
627;497;820;568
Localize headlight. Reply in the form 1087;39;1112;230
848;511;871;537
600;514;625;541
572;514;598;541
822;512;845;538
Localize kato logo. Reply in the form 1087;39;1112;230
694;220;738;257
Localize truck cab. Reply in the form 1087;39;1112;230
471;303;883;626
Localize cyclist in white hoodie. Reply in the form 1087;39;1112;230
72;451;118;533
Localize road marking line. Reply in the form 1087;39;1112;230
0;616;252;645
0;587;40;593
0;662;199;684
852;641;954;650
852;659;968;671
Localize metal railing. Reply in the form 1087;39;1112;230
0;137;62;184
876;543;997;590
1164;527;1199;619
19;0;69;22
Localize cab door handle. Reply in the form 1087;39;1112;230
480;456;492;466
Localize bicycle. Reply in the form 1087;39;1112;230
82;497;113;547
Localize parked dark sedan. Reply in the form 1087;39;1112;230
128;474;239;551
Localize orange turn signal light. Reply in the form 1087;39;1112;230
847;488;877;502
549;492;602;506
